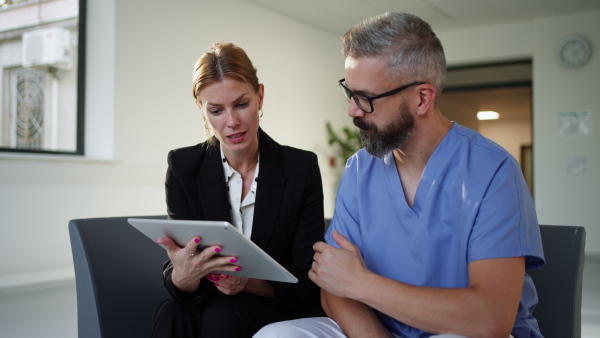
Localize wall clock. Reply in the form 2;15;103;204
557;35;592;68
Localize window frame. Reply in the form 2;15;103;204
0;0;86;156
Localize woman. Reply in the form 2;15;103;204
151;42;325;337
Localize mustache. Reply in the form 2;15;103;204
353;117;373;131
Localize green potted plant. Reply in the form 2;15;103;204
326;121;362;166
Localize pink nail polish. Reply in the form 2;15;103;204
214;247;221;253
230;258;237;263
194;238;200;243
235;267;242;271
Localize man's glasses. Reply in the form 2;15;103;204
338;78;425;113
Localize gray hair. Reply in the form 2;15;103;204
342;12;446;102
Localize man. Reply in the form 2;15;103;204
254;12;544;338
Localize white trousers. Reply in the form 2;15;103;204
253;317;514;338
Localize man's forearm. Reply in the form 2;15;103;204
350;258;524;337
322;290;390;338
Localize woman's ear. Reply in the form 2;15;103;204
257;83;265;110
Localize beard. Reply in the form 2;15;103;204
353;102;415;158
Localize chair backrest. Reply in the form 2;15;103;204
527;225;586;338
69;215;169;338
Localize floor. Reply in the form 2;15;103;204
1;259;600;338
0;280;77;338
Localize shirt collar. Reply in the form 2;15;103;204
220;146;260;182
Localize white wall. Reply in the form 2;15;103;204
438;11;600;255
533;13;600;256
0;0;348;286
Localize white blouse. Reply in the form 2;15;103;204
220;147;259;239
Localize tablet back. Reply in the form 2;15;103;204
127;218;298;283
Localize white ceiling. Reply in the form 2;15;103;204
241;0;600;35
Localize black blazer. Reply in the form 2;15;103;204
163;129;324;313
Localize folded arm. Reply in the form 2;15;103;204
321;289;391;338
310;231;525;337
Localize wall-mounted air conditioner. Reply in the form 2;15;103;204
22;27;72;70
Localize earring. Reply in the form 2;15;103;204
259;109;264;118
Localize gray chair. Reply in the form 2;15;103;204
527;225;586;338
69;215;169;338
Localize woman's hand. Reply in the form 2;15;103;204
206;275;275;298
206;274;249;295
157;236;241;293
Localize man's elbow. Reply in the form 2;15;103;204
470;314;515;338
487;325;513;338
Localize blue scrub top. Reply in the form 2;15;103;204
326;123;545;338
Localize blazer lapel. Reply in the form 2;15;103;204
251;130;286;248
196;143;232;222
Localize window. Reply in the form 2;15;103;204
0;0;84;155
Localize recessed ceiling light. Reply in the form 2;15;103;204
477;111;500;120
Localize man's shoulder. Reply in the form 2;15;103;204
337;149;389;191
447;123;513;161
441;124;524;192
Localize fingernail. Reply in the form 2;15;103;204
194;238;200;243
214;247;221;253
235;267;242;271
230;258;237;263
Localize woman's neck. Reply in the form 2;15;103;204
221;143;259;173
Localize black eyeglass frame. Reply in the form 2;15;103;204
338;78;425;113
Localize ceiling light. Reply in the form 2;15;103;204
477;111;500;120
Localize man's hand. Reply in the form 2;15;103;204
309;230;368;298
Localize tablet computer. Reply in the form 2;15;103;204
127;218;298;283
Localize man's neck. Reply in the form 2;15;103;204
395;116;453;171
393;115;452;208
